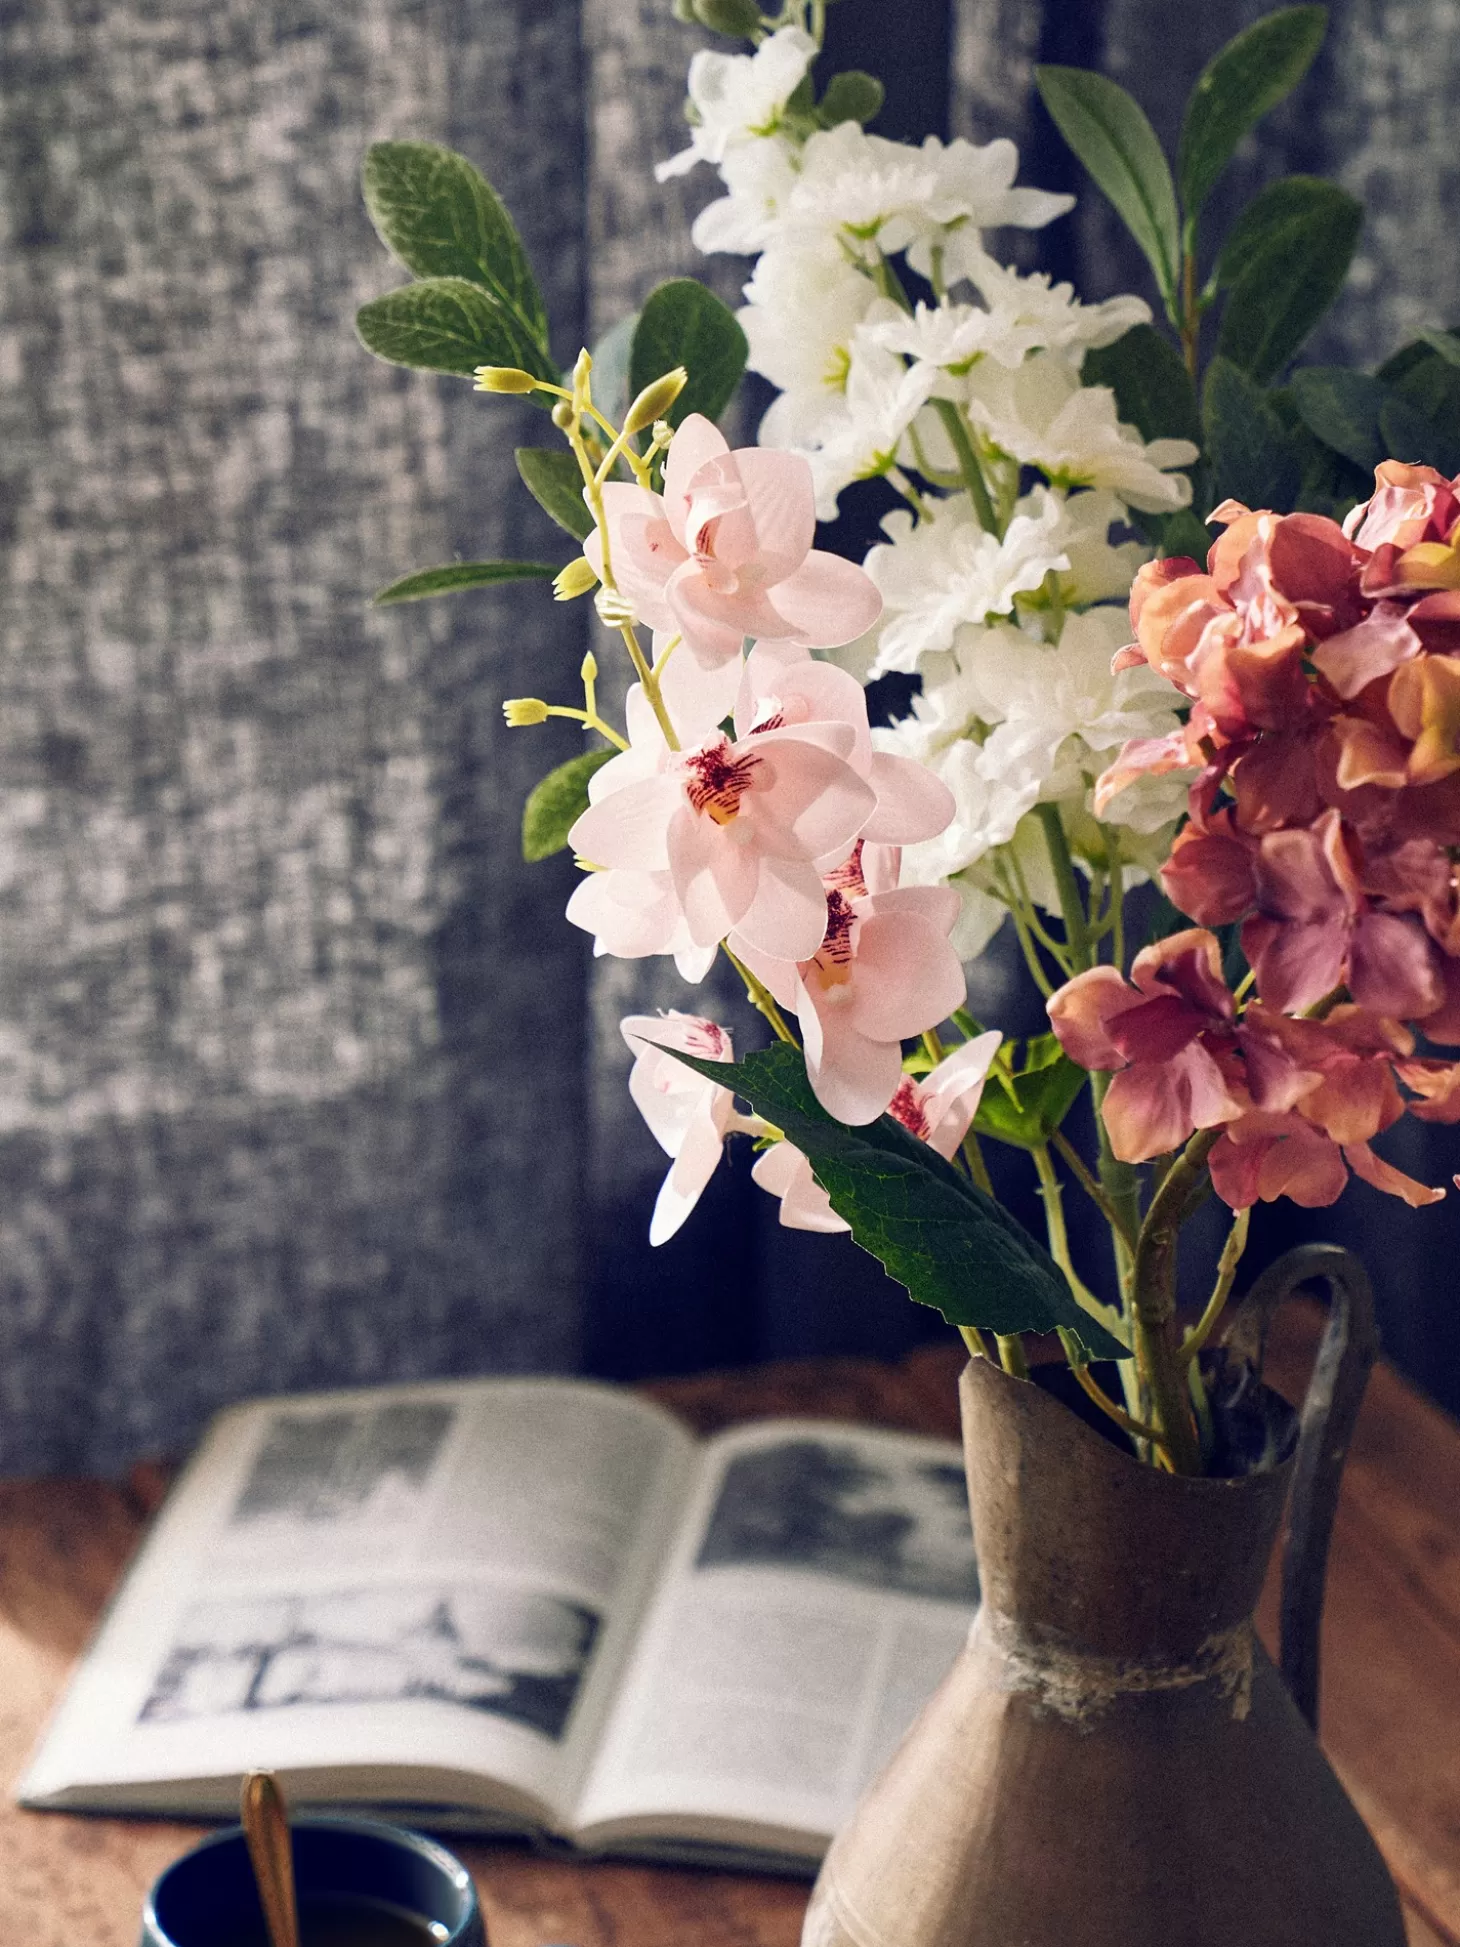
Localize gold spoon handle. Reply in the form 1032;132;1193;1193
241;1771;301;1947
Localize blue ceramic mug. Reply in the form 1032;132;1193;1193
140;1813;486;1947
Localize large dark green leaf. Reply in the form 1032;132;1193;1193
663;1041;1126;1358
372;560;556;606
1287;367;1389;473
1215;179;1361;384
1177;7;1327;220
1204;356;1302;509
629;280;748;430
1083;323;1201;446
972;1036;1088;1154
1034;67;1179;303
362;142;549;353
522;749;617;862
1380;393;1460;479
356;276;556;380
1417;328;1460;371
515;448;594;541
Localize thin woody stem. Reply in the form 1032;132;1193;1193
1129;1127;1220;1475
1184;1206;1251;1364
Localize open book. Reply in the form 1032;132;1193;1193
20;1377;978;1871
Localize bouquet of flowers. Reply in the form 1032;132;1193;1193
353;1;1460;1481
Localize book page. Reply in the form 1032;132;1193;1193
572;1417;977;1858
20;1377;694;1828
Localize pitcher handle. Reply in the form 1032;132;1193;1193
1220;1242;1379;1733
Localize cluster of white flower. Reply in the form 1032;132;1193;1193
662;24;1199;962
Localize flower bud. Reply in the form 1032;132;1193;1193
571;348;593;396
818;70;885;127
692;0;763;36
623;367;688;436
473;366;538;394
554;556;600;602
581;650;599;684
551;399;575;431
503;697;550;727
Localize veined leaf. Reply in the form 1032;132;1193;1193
1287;367;1389;473
372;560;556;605
522;748;617;862
973;1036;1088;1154
1083;323;1201;448
1034;66;1179;303
356;276;556;381
629;280;748;430
362;142;548;354
516;448;594;541
1214;179;1360;383
1177;7;1327;220
1204;356;1302;509
663;1040;1126;1359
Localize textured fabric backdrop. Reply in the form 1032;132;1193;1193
1;0;1457;1469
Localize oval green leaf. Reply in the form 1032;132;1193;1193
1204;355;1302;509
1177;7;1327;220
629;279;748;430
362;141;549;354
1215;181;1360;383
1034;66;1180;303
515;447;595;542
1287;368;1389;473
356;276;556;380
372;560;556;606
522;748;617;862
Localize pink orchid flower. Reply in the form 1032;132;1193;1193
622;1013;751;1245
584;414;882;668
735;845;967;1124
886;1031;1004;1157
566;867;716;981
737;641;956;847
1046;929;1249;1163
751;1140;849;1232
569;686;877;963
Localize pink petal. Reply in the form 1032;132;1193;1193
761;548;885;648
732;854;832;962
1101;1061;1198;1163
568;775;681;872
1242;914;1346;1015
651;1114;729;1244
1312;602;1421;698
666;806;759;946
1343;1140;1445;1207
658;635;743;741
736;649;872;771
1047;966;1144;1070
805;994;905;1123
1130;928;1234;1019
718;447;817;583
662;415;730;543
565;869;681;958
1348;910;1442;1018
843;910;966;1042
589;483;682;630
921;1031;1003;1159
744;736;876;860
1106;994;1208;1064
863;752;956;844
751;1142;849;1232
667;556;796;652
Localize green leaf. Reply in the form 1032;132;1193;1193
629;279;748;430
361;141;549;353
972;1036;1088;1154
1417;328;1460;370
1215;179;1360;383
1034;66;1180;302
1177;7;1327;220
1082;323;1201;446
590;311;639;431
1213;176;1344;289
356;276;556;381
515;448;594;541
371;560;557;606
1287;367;1389;473
663;1041;1127;1359
1159;507;1218;560
819;70;885;127
1380;393;1460;480
1204;355;1302;509
522;749;617;862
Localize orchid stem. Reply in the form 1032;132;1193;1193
724;946;797;1046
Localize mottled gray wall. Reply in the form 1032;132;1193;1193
0;0;586;1470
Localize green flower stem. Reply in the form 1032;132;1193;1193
1060;1333;1170;1450
960;1128;995;1197
959;1323;996;1362
931;398;999;535
996;1334;1029;1380
1183;1205;1251;1364
543;704;628;751
1050;1126;1136;1254
1035;802;1091;971
723;946;798;1046
1129;1127;1219;1476
1034;1144;1129;1351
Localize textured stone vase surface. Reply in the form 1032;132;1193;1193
802;1355;1405;1947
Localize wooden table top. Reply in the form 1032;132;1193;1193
0;1306;1456;1947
